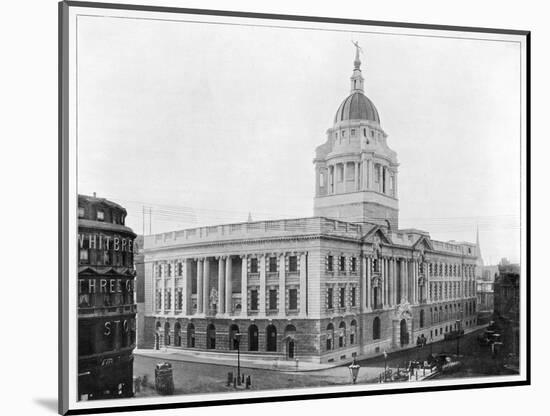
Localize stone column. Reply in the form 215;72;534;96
403;259;409;302
430;263;433;302
203;258;210;314
328;165;336;195
392;259;397;305
361;255;367;311
366;256;371;310
225;256;233;314
363;159;368;190
182;259;189;315
171;261;176;314
197;259;203;314
369;159;374;189
279;253;286;315
411;260;417;304
299;252;307;317
217;257;225;315
241;256;248;317
161;263;166;312
380;257;388;309
353;162;359;191
259;254;266;315
315;166;320;197
342;162;347;193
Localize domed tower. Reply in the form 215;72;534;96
313;44;399;229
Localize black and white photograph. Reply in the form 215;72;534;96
57;1;530;414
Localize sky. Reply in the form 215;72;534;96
76;13;523;264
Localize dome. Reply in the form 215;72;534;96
333;91;380;124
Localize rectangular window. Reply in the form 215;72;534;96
176;289;183;310
327;288;333;309
250;290;258;310
79;249;89;263
351;257;357;272
268;257;277;273
78;207;85;218
165;289;171;310
97;210;104;221
289;256;298;272
177;262;183;276
339;256;346;272
339;287;346;308
351;287;356;306
320;172;325;187
289;289;298;310
269;289;277;310
250;258;258;273
155;290;162;310
351;129;355;137
167;264;172;277
327;256;333;272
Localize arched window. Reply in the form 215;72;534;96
338;322;346;348
206;324;216;349
229;324;240;350
187;323;195;348
350;320;357;345
248;324;259;351
373;317;381;340
174;322;181;347
266;325;277;352
164;322;171;346
420;309;425;328
326;323;334;351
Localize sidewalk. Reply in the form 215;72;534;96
134;348;336;372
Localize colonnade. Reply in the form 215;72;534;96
320;159;396;196
152;253;308;318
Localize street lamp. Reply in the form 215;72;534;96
234;332;242;385
383;350;388;382
455;319;462;357
348;358;361;384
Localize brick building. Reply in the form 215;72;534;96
78;194;137;399
139;47;479;364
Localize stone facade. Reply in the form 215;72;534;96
139;48;479;364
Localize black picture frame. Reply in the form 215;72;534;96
59;1;530;414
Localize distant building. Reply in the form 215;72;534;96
134;235;145;348
139;47;479;364
77;194;137;400
494;259;520;324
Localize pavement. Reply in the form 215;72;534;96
134;348;334;372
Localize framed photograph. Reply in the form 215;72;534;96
59;1;530;414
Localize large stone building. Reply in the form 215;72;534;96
140;48;479;364
494;259;520;324
78;194;137;400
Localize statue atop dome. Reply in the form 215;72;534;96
351;40;363;68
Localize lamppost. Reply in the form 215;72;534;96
456;307;463;357
234;332;242;385
383;350;388;382
455;319;461;357
348;358;360;384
